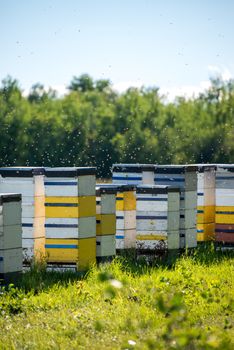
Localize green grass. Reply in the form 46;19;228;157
0;246;233;350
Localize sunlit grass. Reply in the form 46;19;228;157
0;246;233;349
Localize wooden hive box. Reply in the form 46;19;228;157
215;164;234;245
115;184;136;250
154;165;198;249
196;165;216;242
112;164;155;185
44;167;96;270
0;167;45;262
0;193;22;282
136;185;180;252
97;183;137;250
96;185;117;262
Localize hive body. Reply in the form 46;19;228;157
196;165;216;242
0;168;45;261
96;185;117;261
0;193;22;280
44;167;96;270
215;165;234;245
115;184;136;249
136;185;180;251
112;164;155;185
154;165;198;248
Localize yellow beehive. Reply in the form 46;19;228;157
196;165;216;242
96;185;117;261
44;167;96;270
115;184;136;249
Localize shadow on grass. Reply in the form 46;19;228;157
115;243;234;275
14;263;86;293
2;243;233;294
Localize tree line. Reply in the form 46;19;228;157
0;74;233;177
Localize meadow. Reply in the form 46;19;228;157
0;246;233;350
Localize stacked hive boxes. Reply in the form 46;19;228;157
96;185;117;261
0;193;22;281
136;185;180;251
196;165;216;242
44;167;96;270
0;167;45;261
94;183;136;250
112;164;155;250
112;164;155;185
115;184;136;250
154;165;197;248
215;164;234;245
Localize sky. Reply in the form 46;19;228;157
1;0;234;100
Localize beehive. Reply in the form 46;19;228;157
154;165;197;248
215;164;234;245
196;165;216;242
0;167;45;261
0;193;22;281
136;185;180;251
96;185;117;261
115;184;136;249
44;167;96;270
112;164;155;185
96;183;137;250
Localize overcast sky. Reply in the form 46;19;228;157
1;0;233;100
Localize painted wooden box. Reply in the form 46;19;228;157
215;164;234;245
0;167;45;262
96;185;117;261
0;193;22;281
196;165;216;242
154;165;198;249
44;167;96;270
136;185;180;251
112;164;155;185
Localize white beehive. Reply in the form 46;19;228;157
136;185;180;251
154;165;197;248
0;167;45;262
112;164;155;185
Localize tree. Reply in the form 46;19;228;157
68;74;94;92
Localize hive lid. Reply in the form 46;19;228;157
98;183;136;192
0;167;45;177
136;185;180;194
155;165;198;174
96;184;118;195
189;164;217;172
0;193;21;204
112;164;156;173
45;167;96;177
215;164;234;172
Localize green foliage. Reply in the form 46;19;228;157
0;75;233;176
0;249;233;349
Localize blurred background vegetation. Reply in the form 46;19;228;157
0;74;233;178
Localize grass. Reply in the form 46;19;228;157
0;245;233;350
